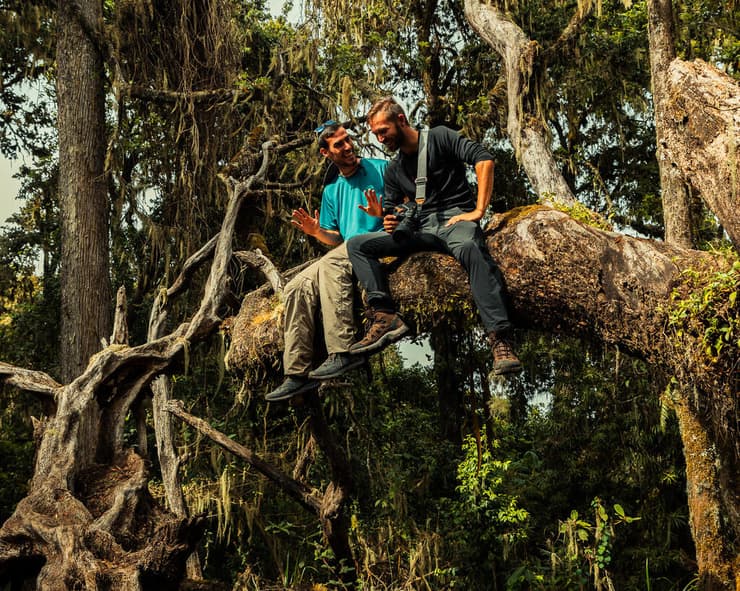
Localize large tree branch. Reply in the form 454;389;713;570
464;0;577;205
228;206;734;391
0;363;60;397
661;59;740;248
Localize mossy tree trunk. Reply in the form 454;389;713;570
647;0;695;248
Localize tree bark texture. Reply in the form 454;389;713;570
463;0;577;206
662;59;740;249
227;205;739;588
57;0;112;382
672;390;736;590
647;0;695;248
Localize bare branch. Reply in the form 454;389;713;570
546;3;593;57
234;249;286;295
148;235;219;341
165;399;322;515
111;286;129;346
119;83;254;105
0;362;61;397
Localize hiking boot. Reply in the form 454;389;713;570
308;353;366;380
349;309;409;355
489;331;522;375
265;376;319;402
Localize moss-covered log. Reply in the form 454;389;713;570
227;205;739;588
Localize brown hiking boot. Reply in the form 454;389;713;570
349;309;409;355
489;331;522;375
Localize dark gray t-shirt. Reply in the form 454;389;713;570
383;125;494;214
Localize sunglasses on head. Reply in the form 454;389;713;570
314;120;338;134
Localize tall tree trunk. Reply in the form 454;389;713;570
463;0;577;206
57;0;112;382
672;389;735;591
647;0;695;248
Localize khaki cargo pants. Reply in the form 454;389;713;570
282;242;355;376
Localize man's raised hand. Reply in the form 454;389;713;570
291;208;320;237
359;189;384;217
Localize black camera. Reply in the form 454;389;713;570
385;201;421;242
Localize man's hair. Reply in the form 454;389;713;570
367;96;406;123
317;123;342;151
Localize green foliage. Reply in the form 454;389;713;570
666;256;740;364
446;424;532;575
186;336;691;590
0;3;56;159
0;387;36;522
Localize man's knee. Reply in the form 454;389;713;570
452;237;483;260
284;273;317;301
346;235;363;256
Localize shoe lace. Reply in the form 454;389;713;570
492;337;515;359
362;312;393;340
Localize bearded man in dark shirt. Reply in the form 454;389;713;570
346;96;522;375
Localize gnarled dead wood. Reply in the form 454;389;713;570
0;136;289;589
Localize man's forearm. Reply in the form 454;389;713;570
474;160;494;214
314;228;343;246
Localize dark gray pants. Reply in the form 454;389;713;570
346;208;512;334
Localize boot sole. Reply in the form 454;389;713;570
492;361;523;376
309;357;366;380
348;323;410;355
265;379;320;402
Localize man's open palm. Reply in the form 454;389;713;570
291;208;320;236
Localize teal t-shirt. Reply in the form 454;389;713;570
319;158;386;240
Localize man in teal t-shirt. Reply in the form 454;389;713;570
266;122;386;402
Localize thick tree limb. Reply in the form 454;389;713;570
464;0;577;205
0;362;61;397
229;205;736;393
662;59;740;248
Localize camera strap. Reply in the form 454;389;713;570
415;128;429;203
